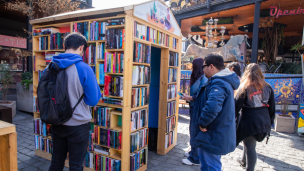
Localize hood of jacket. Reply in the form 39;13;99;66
53;53;83;69
211;68;240;90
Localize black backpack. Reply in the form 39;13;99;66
37;62;84;125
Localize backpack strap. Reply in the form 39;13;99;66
72;94;85;112
51;62;61;71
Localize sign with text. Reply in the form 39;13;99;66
270;6;304;18
133;0;180;37
0;34;27;49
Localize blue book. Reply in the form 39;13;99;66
100;64;104;84
43;123;46;136
120;30;122;48
95;22;98;40
101;23;103;40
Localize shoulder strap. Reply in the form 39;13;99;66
72;94;85;112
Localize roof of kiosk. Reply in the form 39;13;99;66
30;0;181;37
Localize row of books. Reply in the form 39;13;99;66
93;144;110;155
33;28;59;36
133;21;177;49
165;130;175;149
168;68;177;83
89;130;94;151
90;21;107;41
130;147;148;171
50;32;69;50
166;116;176;133
83;151;121;171
99;97;123;106
130;109;148;132
167;101;176;117
37;70;43;82
33;118;51;136
83;45;96;65
130;128;148;153
133;43;151;64
96;63;104;85
92;107;114;128
97;43;105;60
33;96;39;112
45;52;62;64
167;84;177;100
169;52;179;67
132;66;150;85
104;52;124;73
94;126;122;150
104;76;123;97
34;135;53;154
131;87;150;108
73;22;89;40
108;18;125;26
38;36;48;50
105;28;125;49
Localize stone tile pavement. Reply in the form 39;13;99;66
13;111;304;171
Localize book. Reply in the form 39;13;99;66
73;22;89;40
106;28;124;49
133;43;151;64
130;128;148;153
167;101;176;117
169;52;179;67
130;147;148;171
132;66;150;85
166;116;176;132
131;87;150;108
167;84;177;100
168;68;177;83
130;109;148;132
33;118;51;136
165;130;175;149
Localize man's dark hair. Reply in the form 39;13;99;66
64;32;87;52
204;54;225;70
226;62;241;77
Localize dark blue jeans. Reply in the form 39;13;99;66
188;107;200;164
49;123;90;171
198;148;221;171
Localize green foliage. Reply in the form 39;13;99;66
261;40;266;50
290;42;302;56
201;18;234;26
0;64;15;102
269;60;302;74
260;9;271;17
191;26;204;32
21;72;32;81
21;79;33;91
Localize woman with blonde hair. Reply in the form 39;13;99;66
235;63;275;171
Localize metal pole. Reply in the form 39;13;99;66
251;1;261;63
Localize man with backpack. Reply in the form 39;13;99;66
38;32;101;171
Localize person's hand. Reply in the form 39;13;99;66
199;126;207;132
182;93;193;101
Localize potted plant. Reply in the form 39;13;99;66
17;72;33;113
274;87;295;133
0;64;16;119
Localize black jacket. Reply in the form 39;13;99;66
235;85;275;145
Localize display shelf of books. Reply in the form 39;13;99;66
31;1;181;170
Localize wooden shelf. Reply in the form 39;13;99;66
168;82;177;85
106;49;124;52
34;133;52;139
89;64;95;66
87;40;105;43
33;84;38;87
106;25;125;29
94;151;121;160
169;48;179;53
133;38;151;45
131;126;148;134
151;42;169;49
133;62;150;66
104;95;123;99
48;49;65;52
111;126;122;131
99;84;104;86
105;72;123;76
167;98;177;102
33;50;46;53
111;111;122;116
33;34;50;38
93;143;121;152
97;59;104;62
137;164;147;171
132;84;149;87
168;66;178;69
131;105;149;111
97;102;122;108
166;129;176;135
130;145;148;154
166;115;175;119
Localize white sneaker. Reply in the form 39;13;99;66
184;152;190;157
182;158;200;166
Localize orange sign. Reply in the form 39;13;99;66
0;34;27;49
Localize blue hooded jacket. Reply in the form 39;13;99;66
192;68;240;155
44;53;101;125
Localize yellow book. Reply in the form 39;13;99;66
139;88;142;106
96;63;99;84
111;54;113;73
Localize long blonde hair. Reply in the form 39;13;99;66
236;63;268;97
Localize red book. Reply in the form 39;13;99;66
104;76;111;95
95;154;98;170
108;158;111;171
118;53;121;73
85;48;89;64
119;132;122;150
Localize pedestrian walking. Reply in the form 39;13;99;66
226;62;242;78
235;63;275;171
41;33;101;171
182;54;240;171
182;58;208;166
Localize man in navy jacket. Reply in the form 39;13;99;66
183;54;240;171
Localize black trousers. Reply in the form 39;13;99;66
49;123;90;171
241;136;257;171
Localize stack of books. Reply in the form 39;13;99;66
50;32;69;50
130;147;148;171
167;101;176;117
168;68;177;83
34;135;53;154
94;126;122;150
131;87;150;108
89;21;108;41
130;109;148;132
133;43;151;63
169;52;179;66
38;36;48;50
33;118;51;136
104;52;124;73
92;107;114;128
165;130;175;149
105;28;125;49
73;22;89;40
132;66;150;85
104;76;123;97
167;84;177;99
166;116;176;133
130;128;148;153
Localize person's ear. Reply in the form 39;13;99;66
78;45;84;52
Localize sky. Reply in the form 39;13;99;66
92;0;170;9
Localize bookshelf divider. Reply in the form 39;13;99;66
31;1;181;170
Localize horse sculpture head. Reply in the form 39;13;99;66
227;35;249;61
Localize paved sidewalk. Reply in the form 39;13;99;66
14;111;304;171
